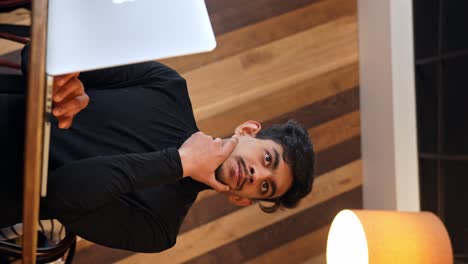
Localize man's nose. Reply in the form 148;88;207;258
247;165;269;183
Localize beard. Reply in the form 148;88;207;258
215;163;226;184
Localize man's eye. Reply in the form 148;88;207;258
264;153;272;165
261;181;269;193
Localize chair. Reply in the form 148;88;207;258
0;226;76;264
0;27;28;70
0;0;30;13
0;6;77;262
0;73;77;264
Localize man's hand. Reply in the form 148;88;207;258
178;132;238;192
52;72;90;129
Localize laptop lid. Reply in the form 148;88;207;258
46;0;216;76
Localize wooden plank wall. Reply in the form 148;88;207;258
74;0;361;263
0;0;361;263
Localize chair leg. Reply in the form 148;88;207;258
64;240;76;264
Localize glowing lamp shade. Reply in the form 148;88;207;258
326;210;453;264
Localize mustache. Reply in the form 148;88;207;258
214;157;248;189
238;157;248;190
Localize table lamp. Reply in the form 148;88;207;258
326;210;453;264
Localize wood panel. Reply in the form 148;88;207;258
262;87;360;130
302;253;327;264
243;225;330;264
161;0;357;73
205;0;321;35
186;15;358;137
310;111;360;152
197;62;358;138
315;136;360;176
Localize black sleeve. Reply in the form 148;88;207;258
41;148;183;217
77;61;184;90
40;148;194;253
49;184;194;253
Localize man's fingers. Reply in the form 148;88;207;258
207;176;230;193
53;97;79;117
54;78;84;103
53;72;80;94
53;94;89;118
221;135;238;157
56;72;79;86
57;116;73;129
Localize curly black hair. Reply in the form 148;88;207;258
255;120;315;213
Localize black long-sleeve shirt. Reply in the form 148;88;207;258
1;57;209;252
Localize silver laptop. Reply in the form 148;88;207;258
41;0;215;196
46;0;216;75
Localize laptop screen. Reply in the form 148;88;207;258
46;0;216;75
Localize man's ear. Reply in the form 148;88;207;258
227;195;253;207
234;120;261;137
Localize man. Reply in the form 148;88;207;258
0;46;314;253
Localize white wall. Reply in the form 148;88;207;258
358;0;420;211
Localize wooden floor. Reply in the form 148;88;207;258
0;0;361;263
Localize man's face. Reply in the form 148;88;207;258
215;135;293;205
